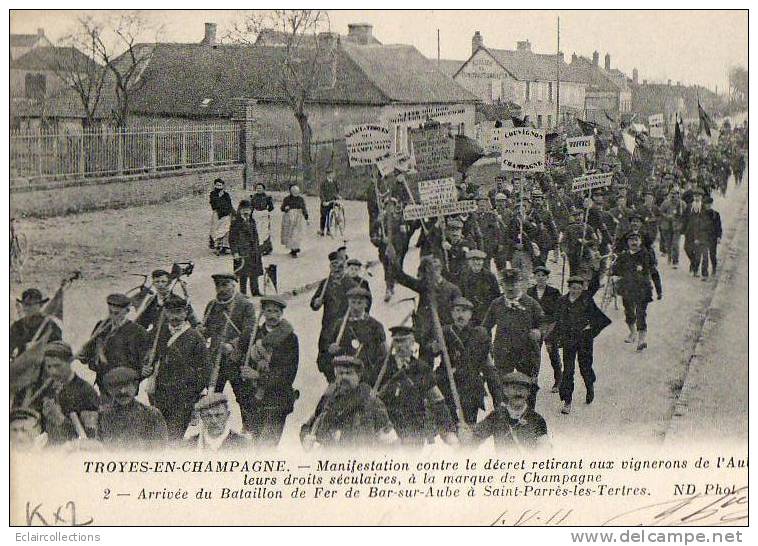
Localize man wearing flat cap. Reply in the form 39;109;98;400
230;199;264;297
658;185;685;267
458;249;501;326
145;295;210;442
684;193;721;279
136;269;199;334
553;276;611;414
97;367;167;450
459;371;549;451
79;293;150;391
301;355;395;449
201;272;257;433
432;297;501;426
527;266;563;393
239;295;299;447
10;288;62;358
440;217;478;286
183;393;249;450
374;325;456;447
345;258;371;295
321;286;386;385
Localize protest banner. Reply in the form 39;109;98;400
572;172;614;193
344;124;393;166
648;114;665;138
500;127;545;172
403;200;478;221
418;178;457;205
566;135;596;155
409;124;455;181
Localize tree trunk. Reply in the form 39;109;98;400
296;110;313;177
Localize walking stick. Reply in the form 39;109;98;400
69;412;88;439
430;295;464;423
207;297;239;392
560;254;567;293
22;377;54;407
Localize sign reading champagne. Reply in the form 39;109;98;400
344;124;393;166
572;172;614;193
566;136;596;155
409;124;455;181
501;128;546;172
648;114;665;138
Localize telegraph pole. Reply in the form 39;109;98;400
556;16;561;127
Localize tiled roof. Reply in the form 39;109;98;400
10;86;114;120
437;59;464;78
125;41;477;117
341;43;479;104
256;28;382;46
568;56;618;92
10;33;42;47
486;47;586;83
11;46;100;71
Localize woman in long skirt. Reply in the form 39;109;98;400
280;184;309;257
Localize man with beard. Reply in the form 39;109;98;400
376;325;457;447
230;199;264;297
97;367;167;450
312;251;358;382
301;356;396;450
183;393;250;451
200;273;257;432
143;295;210;442
24;342;100;445
240;295;299;448
481;269;544;408
322;287;386;387
136;269;199;333
458;249;501;326
527;266;563;393
78;293;150;392
553;277;611;415
612;232;662;351
458;371;549;452
10;288;62;358
432;298;500;426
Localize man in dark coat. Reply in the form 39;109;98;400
376;325;457;447
322;287;386;386
78;293;150;392
135;269;199;334
432;298;501;425
301;356;396;449
183;393;250;450
29;342;100;445
240;296;299;448
319;169;340;236
10;288;62;358
97;367;167;450
527;266;563;393
458;249;501;325
229;199;264;297
200;273;257;432
481;269;544;407
459;371;549;452
553;276;612;414
612;232;663;351
702;196;723;275
143;295;210;442
311;252;358;382
441;217;478;286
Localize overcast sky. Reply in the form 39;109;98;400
10;9;747;92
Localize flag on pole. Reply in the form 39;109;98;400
673;113;685;159
698;101;713;137
41;283;64;332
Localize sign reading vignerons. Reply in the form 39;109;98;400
500;127;546;172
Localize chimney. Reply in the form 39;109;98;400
632;68;638;84
592;51;599;66
643;79;648;85
37;28;45;37
347;23;373;45
318;31;339;50
472;31;484;54
571;52;578;63
201;22;217;46
668;79;672;86
604;53;611;71
557;51;564;63
516;40;531;52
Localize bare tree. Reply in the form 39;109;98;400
229;10;338;168
728;65;748;106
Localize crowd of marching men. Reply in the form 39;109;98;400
9;118;747;453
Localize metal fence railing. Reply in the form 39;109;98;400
10;122;242;185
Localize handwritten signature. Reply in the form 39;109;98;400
25;501;94;526
490;487;748;527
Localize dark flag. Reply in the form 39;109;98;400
576;118;600;136
454;134;484;172
265;264;279;294
673;113;685;159
511;116;527;127
698;101;713;137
